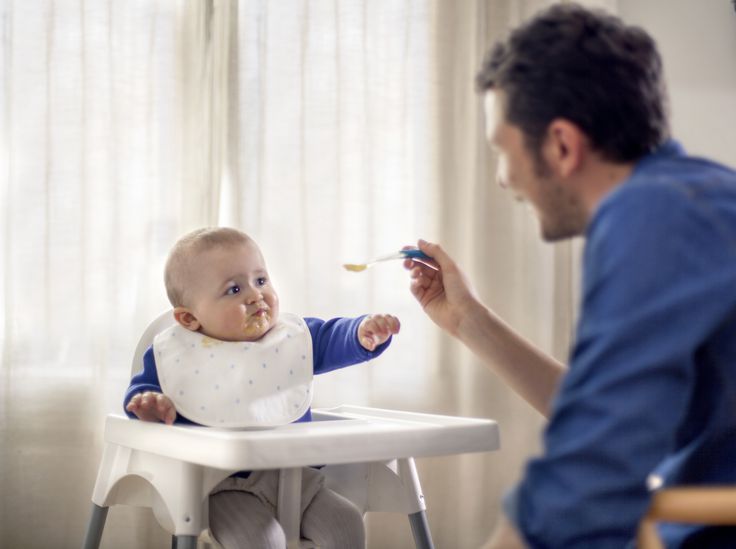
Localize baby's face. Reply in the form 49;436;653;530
182;240;280;341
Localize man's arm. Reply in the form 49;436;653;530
406;240;566;416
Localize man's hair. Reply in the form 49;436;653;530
476;3;670;163
164;227;252;307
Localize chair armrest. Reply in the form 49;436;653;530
646;487;736;524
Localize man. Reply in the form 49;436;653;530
406;4;736;548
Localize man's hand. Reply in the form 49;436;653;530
126;391;177;425
404;239;479;338
358;314;401;351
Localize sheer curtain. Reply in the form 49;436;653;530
0;1;595;547
220;1;439;412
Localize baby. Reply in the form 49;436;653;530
124;227;400;549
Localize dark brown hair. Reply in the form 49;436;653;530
477;3;670;163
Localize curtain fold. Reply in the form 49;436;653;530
178;0;231;230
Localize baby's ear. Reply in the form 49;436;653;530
173;307;201;332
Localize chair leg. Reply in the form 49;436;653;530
173;535;198;549
408;510;434;549
396;458;435;549
82;503;109;549
278;468;303;549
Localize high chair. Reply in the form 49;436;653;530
83;310;500;549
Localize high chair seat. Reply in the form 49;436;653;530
83;311;500;549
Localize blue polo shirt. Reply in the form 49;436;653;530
507;141;736;548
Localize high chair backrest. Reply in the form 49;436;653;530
131;310;176;376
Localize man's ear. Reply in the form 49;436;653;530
544;119;587;178
173;307;201;332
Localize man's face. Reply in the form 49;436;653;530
484;90;583;241
182;240;280;342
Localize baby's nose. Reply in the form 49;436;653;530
244;285;263;302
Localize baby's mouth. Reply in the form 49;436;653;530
242;306;271;337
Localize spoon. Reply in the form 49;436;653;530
343;249;433;272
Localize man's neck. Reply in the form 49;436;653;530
575;158;635;223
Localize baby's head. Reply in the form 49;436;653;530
164;227;280;342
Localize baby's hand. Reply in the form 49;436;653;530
358;314;401;351
126;391;177;425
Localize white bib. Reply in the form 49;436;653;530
153;313;314;428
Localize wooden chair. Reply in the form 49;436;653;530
638;486;736;549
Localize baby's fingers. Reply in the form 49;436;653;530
370;314;400;336
155;394;176;425
125;393;141;412
359;314;400;350
125;391;152;414
359;335;377;351
126;391;175;424
383;314;401;334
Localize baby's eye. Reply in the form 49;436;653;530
226;285;240;295
256;277;267;287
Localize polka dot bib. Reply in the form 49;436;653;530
153;313;314;428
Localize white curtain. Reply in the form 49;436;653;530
1;0;185;370
0;1;591;547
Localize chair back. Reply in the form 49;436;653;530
131;310;175;376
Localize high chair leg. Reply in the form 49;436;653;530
397;459;434;549
409;510;434;549
173;534;198;549
82;503;108;549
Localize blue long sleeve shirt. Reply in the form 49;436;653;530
124;315;390;424
508;141;736;548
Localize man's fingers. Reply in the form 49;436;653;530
411;278;426;300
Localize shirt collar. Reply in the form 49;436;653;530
586;139;686;237
631;139;686;176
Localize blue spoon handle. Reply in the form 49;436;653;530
400;249;431;260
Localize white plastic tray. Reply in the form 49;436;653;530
105;404;500;471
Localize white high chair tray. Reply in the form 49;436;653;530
105;404;500;470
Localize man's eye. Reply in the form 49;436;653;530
226;285;240;295
256;277;267;286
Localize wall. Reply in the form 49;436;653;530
618;0;736;167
